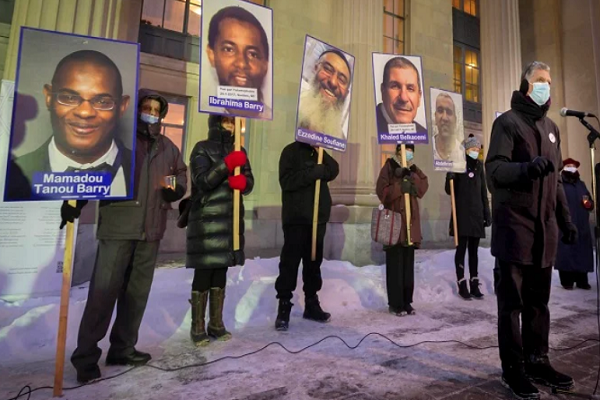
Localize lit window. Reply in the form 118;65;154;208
383;0;405;54
452;0;478;17
453;44;480;103
160;96;188;152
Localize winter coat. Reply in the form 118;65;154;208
279;141;339;226
186;127;254;270
485;91;572;268
555;172;594;272
376;158;429;247
445;157;491;238
97;91;187;242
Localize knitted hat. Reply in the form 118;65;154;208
464;134;481;150
563;158;580;168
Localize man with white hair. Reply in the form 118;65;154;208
297;49;351;139
486;61;577;399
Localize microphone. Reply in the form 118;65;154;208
560;107;596;118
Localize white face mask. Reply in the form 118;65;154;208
529;82;551;106
468;151;479;160
563;166;577;173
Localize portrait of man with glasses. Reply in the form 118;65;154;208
12;49;133;199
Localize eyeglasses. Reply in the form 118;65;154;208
54;92;116;111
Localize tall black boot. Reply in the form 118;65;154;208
207;287;231;341
275;300;293;331
303;295;331;322
189;290;209;346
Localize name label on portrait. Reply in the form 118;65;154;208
31;172;113;199
217;86;258;101
379;132;428;144
208;96;265;113
296;128;347;152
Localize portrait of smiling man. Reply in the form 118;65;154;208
297;48;352;139
13;49;132;199
376;56;427;135
202;4;272;120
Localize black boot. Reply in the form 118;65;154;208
469;277;484;299
275;300;293;331
76;364;101;384
189;290;209;346
303;295;331;322
207;287;231;341
502;363;540;399
525;354;574;390
106;349;151;366
457;278;471;300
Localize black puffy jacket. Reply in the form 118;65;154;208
186;127;254;270
279;141;339;225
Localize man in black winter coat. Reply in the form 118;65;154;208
274;141;339;331
486;61;578;399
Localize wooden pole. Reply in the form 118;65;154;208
400;144;412;246
450;179;459;247
53;200;77;397
311;147;324;261
233;118;241;251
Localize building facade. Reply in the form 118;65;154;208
1;0;600;268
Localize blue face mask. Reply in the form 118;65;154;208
140;113;159;124
405;151;414;162
468;151;479;160
529;82;550;106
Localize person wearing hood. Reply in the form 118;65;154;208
64;89;187;383
445;134;491;300
555;158;594;290
186;114;254;346
376;144;429;316
485;62;577;399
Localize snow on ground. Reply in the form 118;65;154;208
1;248;599;400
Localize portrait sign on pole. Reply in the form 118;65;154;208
3;27;140;202
199;0;274;121
430;87;466;173
372;53;428;145
295;35;355;153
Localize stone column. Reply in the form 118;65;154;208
3;0;142;81
330;0;383;207
480;0;522;153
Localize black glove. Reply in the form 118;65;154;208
561;222;578;245
60;200;88;229
310;164;326;181
447;172;456;181
394;167;411;178
527;157;554;180
409;164;418;173
401;179;413;194
484;218;492;228
161;187;182;203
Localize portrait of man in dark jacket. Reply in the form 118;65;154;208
274;141;339;331
63;89;187;384
11;50;133;200
485;61;577;399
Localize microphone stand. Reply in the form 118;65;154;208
557;117;600;400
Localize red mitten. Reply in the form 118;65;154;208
229;174;247;191
583;198;594;210
224;151;247;172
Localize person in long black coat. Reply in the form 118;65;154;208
485;61;577;398
445;134;491;300
555;158;594;290
186;114;254;346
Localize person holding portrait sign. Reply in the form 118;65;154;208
372;53;429;316
272;36;349;331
